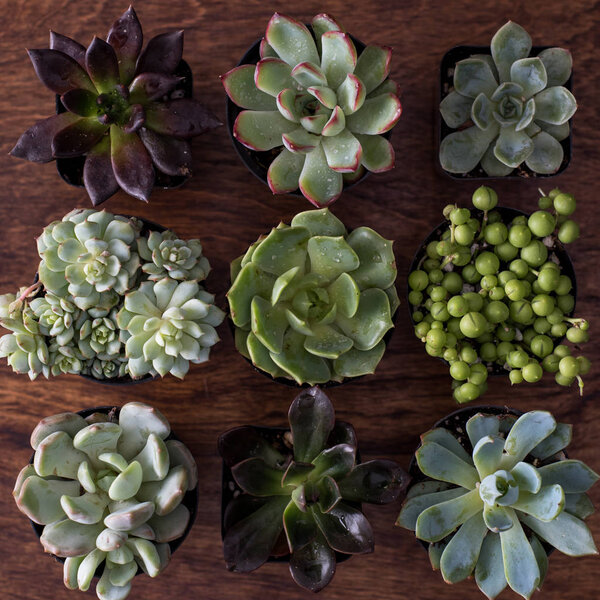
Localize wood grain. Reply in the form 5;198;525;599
0;1;599;599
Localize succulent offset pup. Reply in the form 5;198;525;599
228;208;399;385
14;402;198;600
0;208;224;381
219;386;408;592
397;410;599;599
10;6;220;205
440;21;576;176
222;13;402;207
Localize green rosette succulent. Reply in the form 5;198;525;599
397;410;599;599
14;402;198;600
30;291;80;346
222;13;402;207
37;209;141;316
219;387;408;592
228;208;398;385
440;21;577;176
78;310;121;360
85;357;128;380
117;279;225;379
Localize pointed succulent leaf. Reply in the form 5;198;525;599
139;127;191;177
133;433;169;481
96;528;128;552
493;125;534;168
73;422;122;468
107;5;143;84
512;484;564;521
300;115;329;134
291;208;346;236
466;414;500;448
320;31;357;90
284;500;318;551
491;21;532;82
453;58;498;98
228;262;276;326
440;123;499;173
13;464;37;498
530;423;572;460
538;460;600;493
538;47;572;87
127;537;161;577
353;44;392;94
276;88;301;122
317;476;342;513
118;402;170;460
291;61;327;87
310;443;355;481
346;93;402;134
51;117;108;158
27;48;95;94
34;431;88;479
307;85;337;110
416;441;480;488
231;457;290;496
481;144;515;176
267;148;304;194
86;37;120;93
511;462;541;494
515;98;536;132
311;14;344;53
40;519;104;557
60;88;98;116
483;504;513;532
282;127;321;154
440;91;473;128
473;436;505;479
252;226;309;275
397;488;467;530
266;13;319;67
322;129;362;172
337;459;406;504
30;412;88;450
534;86;577;125
298;143;343;207
281;461;315;487
16;476;79;524
109;460;143;501
321;105;346;137
165;439;198;491
145;99;220;138
136;30;183;76
137;465;188;515
502;411;556;470
440;512;488;583
82;135;119;206
304;325;353;359
63;556;84;590
221;65;277;110
525;130;564;174
104;501;155;531
50;31;85;67
313;502;373;554
254;57;294;97
476;533;508;600
471;93;494;130
62;492;109;524
307;235;359;280
564;493;595;519
78;548;107;591
129;72;182;103
509;57;547;99
147;503;190;542
250;297;287;354
289;532;336;593
346;227;395;289
326;272;359;319
233;110;295;151
354;133;394;172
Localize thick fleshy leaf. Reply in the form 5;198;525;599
40;519;104;557
147;504;190;543
453;58;498;98
481;144;515;176
218;426;285;469
232;457;289;496
51;117;108;158
16;476;79;524
484;504;513;533
107;5;143;84
534;86;577;124
439;123;499;173
440;512;488;583
510;57;547;99
130;72;182;103
440;91;473;128
466;413;500;448
310;444;355;481
311;13;344;53
491;21;532;82
338;460;405;504
61;491;109;524
145;99;220;138
254;58;294;97
530;423;572;461
353;133;394;172
538;47;572;87
322;129;362;172
137;465;188;515
320;32;357;90
337;73;366;115
103;501;154;531
346;93;401;135
221;65;276;110
60;88;98;116
512;485;564;521
86;37;120;93
109;460;143;500
252;225;309;276
530;534;548;590
266;13;319;67
421;429;472;465
493;125;534;168
288;386;334;463
49;31;86;67
271;329;331;384
97;567;132;600
473;435;504;479
136;30;183;76
353;44;392;94
289;532;336;592
224;495;289;572
476;533;508;599
333;341;386;378
139;127;191;177
511;462;541;494
307;85;337;109
346;227;396;289
304;325;353;359
313;502;373;554
501;411;556;470
228;263;276;326
117;402;170;460
327;273;359;318
282;127;320;154
250;296;287;354
539;460;600;493
291;61;327;88
110;124;154;201
298;143;343;207
284;500;318;551
321;105;346;137
277;88;302;122
416;441;479;489
267;148;304;193
515;98;536;132
525;131;564;174
416;489;483;543
10;112;80;163
233;110;295;151
307;235;359;280
34;431;88;479
397;487;466;530
30;412;88;450
564;493;595;519
471;93;494;130
27;48;95;94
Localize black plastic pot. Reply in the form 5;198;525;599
437;45;573;180
55;59;193;191
220;424;360;566
29;405;199;574
225;33;391;197
407;205;576;375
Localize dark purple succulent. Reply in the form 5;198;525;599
10;6;221;205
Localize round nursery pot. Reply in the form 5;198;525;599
225;32;391;197
220;424;360;565
29;405;199;574
407;205;576;375
437;45;573;180
55;59;193;190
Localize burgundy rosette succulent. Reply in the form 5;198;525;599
10;6;221;205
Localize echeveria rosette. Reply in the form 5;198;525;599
228;208;398;385
30;291;80;347
37;209;141;317
117;279;225;379
440;21;577;176
10;6;220;205
13;402;198;600
221;13;402;207
219;387;408;592
397;410;599;599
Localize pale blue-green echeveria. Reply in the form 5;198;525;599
228;208;398;385
14;402;198;600
49;339;85;376
37;209;141;316
78;310;122;360
117;279;225;379
222;12;401;207
138;230;211;282
84;357;129;380
30;291;80;347
440;21;576;176
397;410;599;600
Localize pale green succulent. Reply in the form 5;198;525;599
440;21;577;176
14;402;198;600
117;279;225;379
49;339;85;376
398;410;599;599
228;208;398;384
37;209;141;316
138;231;211;282
30;291;79;346
85;357;128;380
78;311;122;360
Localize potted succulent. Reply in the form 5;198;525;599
407;186;590;403
439;21;576;178
221;12;402;207
219;386;408;591
227;207;399;386
397;406;599;599
0;208;225;382
13;401;198;600
10;6;221;205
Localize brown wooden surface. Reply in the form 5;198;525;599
0;1;599;598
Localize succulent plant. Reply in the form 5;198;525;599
397;410;599;599
228;208;398;385
222;12;401;207
219;386;407;592
10;6;220;205
440;21;577;176
117;279;225;379
14;402;197;600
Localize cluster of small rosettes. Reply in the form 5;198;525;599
408;186;590;403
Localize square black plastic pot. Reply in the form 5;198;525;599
55;59;193;191
437;45;573;180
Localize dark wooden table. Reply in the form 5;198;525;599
1;1;598;599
